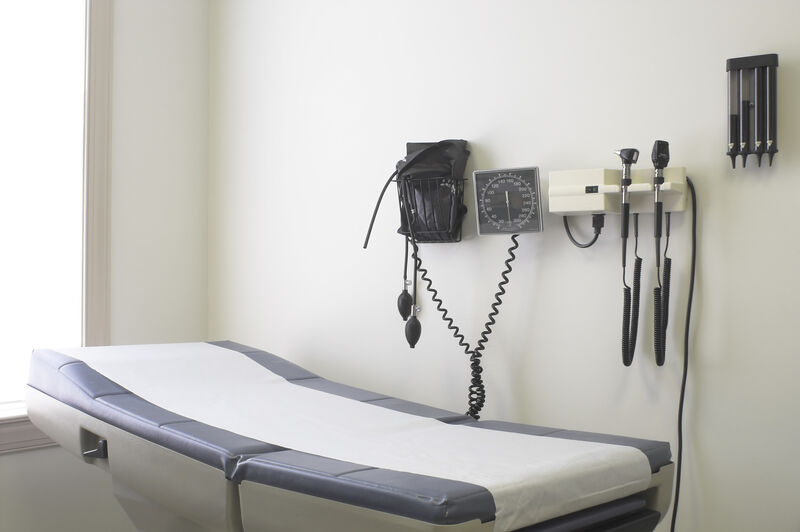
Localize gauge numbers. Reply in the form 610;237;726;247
474;167;542;235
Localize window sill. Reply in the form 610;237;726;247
0;401;55;454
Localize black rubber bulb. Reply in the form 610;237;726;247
397;289;412;321
405;316;421;348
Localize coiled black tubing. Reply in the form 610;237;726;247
622;256;642;366
468;234;520;418
410;235;520;419
622;215;643;366
654;208;672;367
662;257;671;332
622;287;632;365
654;257;672;365
408;239;472;356
653;286;663;363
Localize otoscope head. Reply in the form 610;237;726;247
615;148;639;165
651;140;670;170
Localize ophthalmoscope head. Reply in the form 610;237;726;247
651;140;670;170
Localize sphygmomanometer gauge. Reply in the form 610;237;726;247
474;167;543;235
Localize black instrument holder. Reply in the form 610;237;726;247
396;141;470;243
726;53;778;168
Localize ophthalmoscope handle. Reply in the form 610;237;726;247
654;202;663;239
651;140;669;240
621;202;630;239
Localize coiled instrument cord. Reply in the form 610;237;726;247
622;214;643;366
654;213;672;366
409;235;520;419
408;238;472;357
467;234;520;418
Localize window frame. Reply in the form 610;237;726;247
0;0;111;452
83;0;112;349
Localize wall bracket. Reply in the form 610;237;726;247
548;167;687;216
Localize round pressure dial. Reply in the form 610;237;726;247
474;167;542;235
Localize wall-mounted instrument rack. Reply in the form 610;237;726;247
726;53;779;168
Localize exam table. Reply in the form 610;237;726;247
27;341;673;532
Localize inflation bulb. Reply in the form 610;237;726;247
405;315;421;348
397;287;412;320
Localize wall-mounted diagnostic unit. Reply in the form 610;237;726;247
548;141;689;367
364;139;699;526
363;141;543;419
549;167;687;216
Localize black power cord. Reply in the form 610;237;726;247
562;213;605;248
410;235;520;419
670;177;697;532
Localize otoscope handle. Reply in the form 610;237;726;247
621;202;630;239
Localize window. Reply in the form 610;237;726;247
0;2;87;405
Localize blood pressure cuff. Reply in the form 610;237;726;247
396;139;470;242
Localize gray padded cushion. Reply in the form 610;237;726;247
27;346;496;525
297;377;387;401
365;397;470;421
28;349;283;478
211;341;474;423
462;421;670;474
29;342;670;527
235;450;495;524
213;341;671;472
210;341;318;380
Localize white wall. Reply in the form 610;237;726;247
109;0;209;344
208;1;800;531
